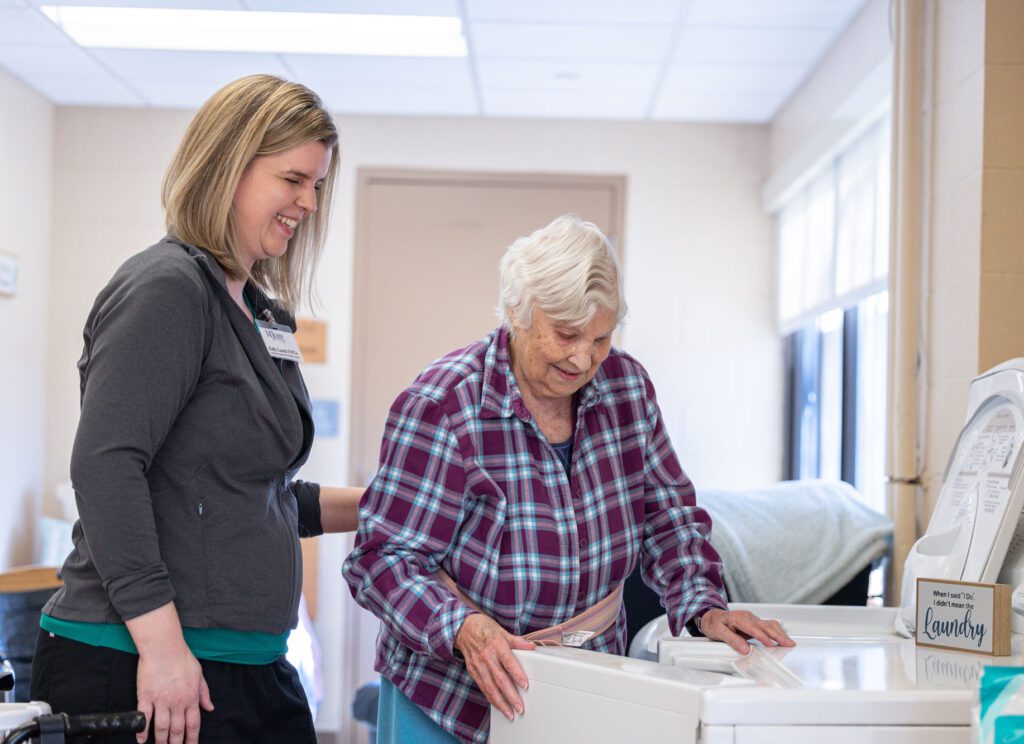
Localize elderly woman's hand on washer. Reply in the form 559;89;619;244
698;608;795;654
454;613;536;721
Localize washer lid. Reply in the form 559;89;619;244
661;635;1024;725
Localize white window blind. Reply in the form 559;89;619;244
776;117;891;333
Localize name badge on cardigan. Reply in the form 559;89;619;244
256;320;304;363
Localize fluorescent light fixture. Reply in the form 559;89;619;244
40;6;467;57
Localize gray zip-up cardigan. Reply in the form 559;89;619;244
44;237;322;635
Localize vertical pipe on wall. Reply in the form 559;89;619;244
885;0;931;603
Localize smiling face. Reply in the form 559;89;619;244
231;139;332;269
509;306;617;404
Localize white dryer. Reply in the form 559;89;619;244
490;361;1024;744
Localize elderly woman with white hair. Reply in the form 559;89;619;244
342;215;793;744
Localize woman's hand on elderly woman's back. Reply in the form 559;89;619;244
454;613;536;722
698;609;795;655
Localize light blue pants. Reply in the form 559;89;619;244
377;676;460;744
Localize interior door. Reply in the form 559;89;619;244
350;170;625;486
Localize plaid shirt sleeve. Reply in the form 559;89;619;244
637;372;728;635
342;388;476;662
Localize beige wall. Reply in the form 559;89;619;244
43;110;777;733
979;0;1024;371
923;0;1024;517
0;66;53;570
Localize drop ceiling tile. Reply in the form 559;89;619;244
674;26;835;66
466;0;682;25
472;22;673;61
132;78;251;107
478;59;659;92
653;89;781;122
92;49;289;82
244;0;458;14
306;80;478;116
0;42;107;78
663;63;806;95
0;7;70;43
20;73;143;105
483;89;648;120
284;54;471;90
0;0;28;6
687;0;867;29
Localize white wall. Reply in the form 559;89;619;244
44;109;778;734
0;67;53;570
43;108;188;516
922;0;985;514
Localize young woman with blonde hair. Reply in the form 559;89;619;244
32;75;360;744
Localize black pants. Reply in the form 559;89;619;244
30;629;316;743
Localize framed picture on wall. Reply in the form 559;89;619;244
0;251;18;297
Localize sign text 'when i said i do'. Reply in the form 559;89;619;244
916;578;1011;656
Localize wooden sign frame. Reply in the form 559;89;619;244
916;578;1011;656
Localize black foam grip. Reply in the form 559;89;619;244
65;711;147;736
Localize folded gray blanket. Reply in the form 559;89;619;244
699;480;893;605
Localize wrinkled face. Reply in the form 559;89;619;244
510;306;617;402
231;140;332;268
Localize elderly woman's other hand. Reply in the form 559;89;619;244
454;613;536;721
699;609;795;655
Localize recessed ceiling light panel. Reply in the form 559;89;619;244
40;6;467;57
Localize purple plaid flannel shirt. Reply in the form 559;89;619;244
342;328;726;744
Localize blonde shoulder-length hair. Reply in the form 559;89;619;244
162;74;339;312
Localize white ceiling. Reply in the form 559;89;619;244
0;0;869;122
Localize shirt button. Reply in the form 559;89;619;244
579;538;588;548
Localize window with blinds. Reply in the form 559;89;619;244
777;116;891;518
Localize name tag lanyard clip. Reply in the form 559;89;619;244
244;293;303;363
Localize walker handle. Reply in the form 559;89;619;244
65;710;148;736
2;711;146;744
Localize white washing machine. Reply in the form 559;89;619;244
491;360;1024;744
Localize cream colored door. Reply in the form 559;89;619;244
350;170;625;486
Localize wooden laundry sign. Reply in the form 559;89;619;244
916;578;1011;656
